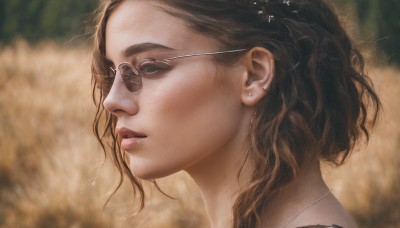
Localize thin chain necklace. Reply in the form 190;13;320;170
280;189;332;228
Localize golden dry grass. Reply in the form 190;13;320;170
0;40;399;227
323;65;400;227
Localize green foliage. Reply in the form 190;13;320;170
376;0;400;64
0;0;98;44
0;0;399;64
337;0;400;65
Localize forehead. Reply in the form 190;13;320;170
105;0;221;61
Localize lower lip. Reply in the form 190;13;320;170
121;137;146;151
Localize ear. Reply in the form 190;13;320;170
241;47;275;106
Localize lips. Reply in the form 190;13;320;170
117;127;147;151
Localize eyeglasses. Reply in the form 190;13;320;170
105;48;247;92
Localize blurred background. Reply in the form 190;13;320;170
0;0;399;227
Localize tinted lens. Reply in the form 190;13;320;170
119;63;142;92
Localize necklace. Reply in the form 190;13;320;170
280;189;332;228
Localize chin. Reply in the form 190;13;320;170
129;159;178;180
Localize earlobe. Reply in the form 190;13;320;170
241;47;275;106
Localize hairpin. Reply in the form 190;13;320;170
251;0;275;23
267;15;275;23
251;0;269;5
283;0;291;6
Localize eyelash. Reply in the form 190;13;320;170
137;59;172;76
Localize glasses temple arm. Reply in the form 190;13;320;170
163;49;247;62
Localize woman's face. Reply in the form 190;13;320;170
104;0;248;179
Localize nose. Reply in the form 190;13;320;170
103;74;139;116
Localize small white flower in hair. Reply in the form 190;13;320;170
267;15;275;23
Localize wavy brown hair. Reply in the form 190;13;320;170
91;0;381;227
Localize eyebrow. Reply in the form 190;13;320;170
122;43;176;57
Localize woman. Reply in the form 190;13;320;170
91;0;381;227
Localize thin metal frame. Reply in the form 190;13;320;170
108;48;247;92
110;48;247;74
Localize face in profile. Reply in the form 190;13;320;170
103;0;248;180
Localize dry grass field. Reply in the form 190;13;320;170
0;40;399;228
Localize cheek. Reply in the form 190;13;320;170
151;63;241;139
131;63;243;177
144;62;238;127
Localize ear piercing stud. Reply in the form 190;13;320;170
249;93;253;97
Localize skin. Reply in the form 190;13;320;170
103;1;358;227
104;0;250;180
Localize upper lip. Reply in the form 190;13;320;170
117;127;147;139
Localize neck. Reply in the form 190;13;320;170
185;132;252;228
185;149;328;228
260;163;330;227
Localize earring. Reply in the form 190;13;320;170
249;93;253;97
263;87;272;96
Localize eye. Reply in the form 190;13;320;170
137;59;172;76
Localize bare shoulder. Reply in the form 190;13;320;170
289;194;358;228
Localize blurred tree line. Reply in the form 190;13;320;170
0;0;98;44
0;0;399;64
338;0;400;64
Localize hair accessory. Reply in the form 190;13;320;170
250;0;298;23
250;0;274;23
251;0;269;5
267;15;275;23
283;0;291;6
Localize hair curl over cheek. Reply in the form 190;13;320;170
91;1;381;227
91;0;147;210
